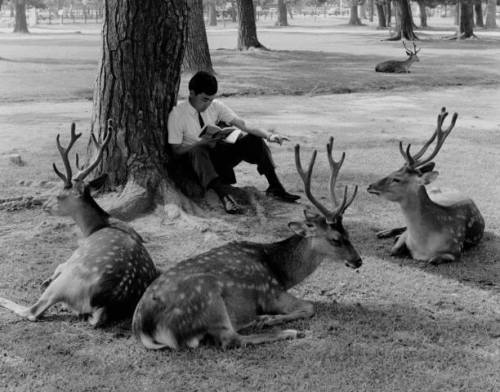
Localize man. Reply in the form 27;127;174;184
168;71;300;214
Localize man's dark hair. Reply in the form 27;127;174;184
188;71;218;96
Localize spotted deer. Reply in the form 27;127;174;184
132;137;361;350
0;121;158;326
375;41;420;73
367;108;484;264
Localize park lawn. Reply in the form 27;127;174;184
1;17;500;392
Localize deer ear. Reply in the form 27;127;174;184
303;208;321;221
418;162;436;173
87;174;108;191
288;221;317;237
421;171;439;185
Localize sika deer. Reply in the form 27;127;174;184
367;108;484;264
132;137;361;350
0;121;158;326
375;41;420;73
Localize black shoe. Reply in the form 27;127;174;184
221;195;243;214
266;187;301;203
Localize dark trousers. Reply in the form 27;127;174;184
179;134;276;190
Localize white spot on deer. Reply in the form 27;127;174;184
195;286;202;293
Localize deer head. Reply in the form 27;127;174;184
367;107;458;202
44;120;112;224
293;137;361;269
404;40;420;62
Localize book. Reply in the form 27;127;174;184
222;128;243;144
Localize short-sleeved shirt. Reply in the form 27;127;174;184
167;99;238;147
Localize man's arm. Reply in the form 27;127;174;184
229;118;289;145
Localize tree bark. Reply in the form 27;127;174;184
368;0;375;22
387;0;418;40
183;0;214;73
417;0;427;27
14;0;29;33
349;0;362;25
485;0;497;28
386;0;392;26
376;1;387;27
276;0;288;26
208;1;217;26
90;0;188;217
236;0;266;50
474;0;484;27
459;0;475;37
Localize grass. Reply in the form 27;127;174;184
0;15;499;392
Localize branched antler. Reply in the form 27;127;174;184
399;107;458;169
53;123;82;187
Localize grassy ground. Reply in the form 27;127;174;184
0;15;499;392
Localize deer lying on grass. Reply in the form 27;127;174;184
0;121;158;326
367;108;484;264
132;137;361;350
375;41;420;73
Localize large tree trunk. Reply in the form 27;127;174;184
208;1;217;26
349;0;362;25
183;0;213;73
459;0;475;38
368;0;375;22
485;0;497;28
474;0;484;27
236;0;266;50
387;0;418;40
90;0;189;218
376;1;387;27
417;0;427;27
276;0;288;26
386;0;392;26
13;0;29;33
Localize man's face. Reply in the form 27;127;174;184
189;91;215;113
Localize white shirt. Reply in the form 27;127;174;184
168;99;238;147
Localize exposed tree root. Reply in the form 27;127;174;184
443;33;480;40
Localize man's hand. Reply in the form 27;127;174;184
199;125;234;148
267;133;289;145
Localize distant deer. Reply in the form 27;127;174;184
0;121;158;326
132;137;361;350
375;41;420;73
367;108;484;264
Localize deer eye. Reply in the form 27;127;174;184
392;178;401;183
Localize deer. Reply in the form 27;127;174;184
367;107;485;265
0;120;158;326
132;137;361;350
375;41;420;73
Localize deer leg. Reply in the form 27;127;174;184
251;292;315;329
376;226;407;239
390;230;409;256
88;307;108;328
428;253;457;265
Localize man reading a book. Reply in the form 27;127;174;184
168;71;300;214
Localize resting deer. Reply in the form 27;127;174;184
367;108;484;264
132;137;361;350
375;41;420;73
0;121;158;326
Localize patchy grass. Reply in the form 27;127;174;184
1;16;500;392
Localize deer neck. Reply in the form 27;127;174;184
399;185;436;232
71;205;109;237
264;235;325;290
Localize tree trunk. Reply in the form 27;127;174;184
387;0;418;40
349;1;362;25
485;0;497;28
376;2;387;27
90;0;189;218
183;0;213;73
474;0;484;27
208;1;217;26
386;0;392;26
417;0;427;27
14;0;29;33
276;0;288;26
236;0;266;50
460;0;475;37
359;0;367;19
368;0;375;22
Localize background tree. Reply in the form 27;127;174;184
208;0;217;26
387;0;418;40
236;0;267;50
376;0;387;27
458;0;475;38
14;0;29;33
485;0;497;28
184;0;214;73
90;0;190;218
277;0;288;26
416;0;428;27
473;0;484;27
348;0;363;24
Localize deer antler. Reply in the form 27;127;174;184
295;139;358;223
399;107;458;169
53;123;82;187
73;119;113;182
